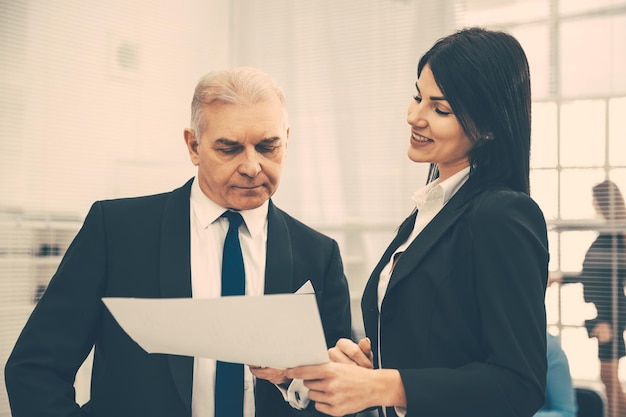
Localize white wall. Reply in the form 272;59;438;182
0;2;231;413
0;0;231;219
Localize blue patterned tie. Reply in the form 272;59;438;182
215;211;245;417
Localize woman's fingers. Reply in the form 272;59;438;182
328;338;373;368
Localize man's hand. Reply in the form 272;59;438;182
248;365;289;385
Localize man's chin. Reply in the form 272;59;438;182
228;193;270;211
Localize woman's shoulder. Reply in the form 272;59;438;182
468;186;543;219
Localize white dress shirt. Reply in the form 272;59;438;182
376;166;470;417
190;177;267;417
189;177;309;417
377;166;470;309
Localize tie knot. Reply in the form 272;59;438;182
222;210;243;228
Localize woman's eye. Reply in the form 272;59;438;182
435;107;451;116
413;95;422;103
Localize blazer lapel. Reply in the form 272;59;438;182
385;179;482;294
264;201;294;295
362;211;417;309
159;178;194;413
361;210;417;365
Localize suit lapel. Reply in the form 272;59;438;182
362;211;417;309
362;179;482;367
264;201;294;295
159;178;194;413
361;211;417;365
385;179;481;294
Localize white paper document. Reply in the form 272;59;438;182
102;289;329;369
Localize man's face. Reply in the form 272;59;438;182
184;98;289;210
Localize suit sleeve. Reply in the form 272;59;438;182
317;240;352;348
472;193;548;414
4;202;107;417
302;239;352;417
257;235;352;417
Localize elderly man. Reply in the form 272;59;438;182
5;67;352;417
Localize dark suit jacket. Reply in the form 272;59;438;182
5;178;352;417
361;179;549;417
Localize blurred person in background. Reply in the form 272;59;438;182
551;180;626;417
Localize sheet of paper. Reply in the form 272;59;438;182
102;289;329;369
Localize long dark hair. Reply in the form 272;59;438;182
419;27;532;194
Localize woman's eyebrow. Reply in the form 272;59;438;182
415;82;447;101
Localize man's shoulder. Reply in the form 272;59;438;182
95;179;192;210
270;203;334;243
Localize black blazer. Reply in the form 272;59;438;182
362;179;549;417
5;179;352;417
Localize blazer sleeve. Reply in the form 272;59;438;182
4;202;107;417
399;191;549;417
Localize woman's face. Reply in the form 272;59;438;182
406;64;473;181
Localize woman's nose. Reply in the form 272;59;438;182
407;100;427;127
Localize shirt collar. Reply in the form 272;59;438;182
412;166;470;210
190;176;269;238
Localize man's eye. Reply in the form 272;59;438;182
219;147;241;154
257;145;278;153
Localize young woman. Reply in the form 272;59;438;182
286;27;549;417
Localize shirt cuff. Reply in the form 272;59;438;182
275;378;310;410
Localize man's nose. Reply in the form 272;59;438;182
239;149;262;177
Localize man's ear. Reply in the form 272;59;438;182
183;128;200;166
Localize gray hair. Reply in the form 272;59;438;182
189;67;287;141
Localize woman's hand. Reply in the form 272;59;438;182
284;338;405;416
328;337;374;368
285;362;405;416
284;362;378;416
